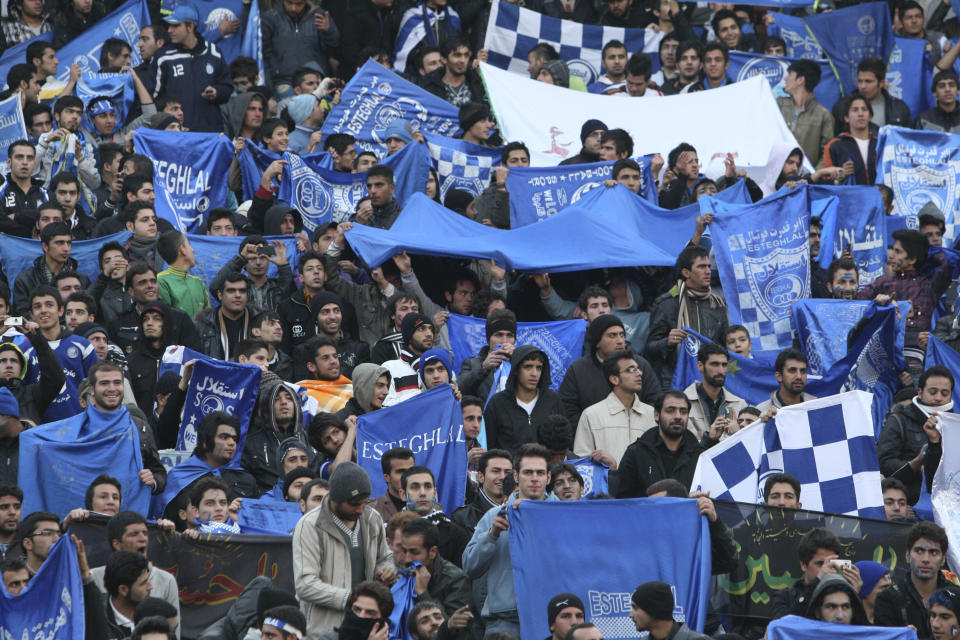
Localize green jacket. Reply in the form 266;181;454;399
158;266;211;320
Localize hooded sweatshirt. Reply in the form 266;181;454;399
336;363;391;421
221;92;264;140
263;205;304;235
805;574;870;626
483;345;562;452
242;373;308;492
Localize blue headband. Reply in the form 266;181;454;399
87;99;115;116
264;617;303;638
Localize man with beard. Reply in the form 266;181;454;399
758;349;817;414
879;365;955;504
615;390;703;498
382;313;435;405
0;484;21;560
292;461;395;634
36;96;100;188
823;257;859;300
399;467;471;567
399;518;472;617
684;343;747;441
308;292;369;381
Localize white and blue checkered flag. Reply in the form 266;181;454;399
483;0;655;85
423;132;502;200
395;4;462;72
693;391;885;518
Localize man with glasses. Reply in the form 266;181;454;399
18;510;61;575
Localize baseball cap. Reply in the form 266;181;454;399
164;4;199;24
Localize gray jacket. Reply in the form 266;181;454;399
262;5;340;84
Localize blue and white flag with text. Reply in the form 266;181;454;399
809;185;887;285
54;0;149;80
509;498;711;640
693;391;885;518
357;385;467;511
177;358;262;452
133;128;234;232
727;51;840;120
0;94;27;165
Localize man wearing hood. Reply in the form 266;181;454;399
805;574;870;626
382;313;436;406
150;5;233;132
210;234;295;315
647;244;728;389
337;363;391;421
459;309;516;402
878;365;954;505
243;372;308;493
197;271;254;361
309;292;370;381
483;345;561;452
559;314;661;427
298;335;354;414
221;91;266;140
127;303;168;418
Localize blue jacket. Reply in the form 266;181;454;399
461;492;559;618
149;35;233;133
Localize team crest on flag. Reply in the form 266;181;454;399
890;164;956;215
742;245;809;321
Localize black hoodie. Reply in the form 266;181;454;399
482;345;562;452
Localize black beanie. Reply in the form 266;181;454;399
580;119;608;143
587;314;624;351
310;291;343;318
631;581;674;621
547;593;585;625
401;312;433;346
257;585;298;625
486;316;517;342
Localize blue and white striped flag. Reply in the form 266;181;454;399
483;0;654;85
693;390;885;518
394;4;462;72
423;132;501;199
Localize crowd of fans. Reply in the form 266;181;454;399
2;0;960;638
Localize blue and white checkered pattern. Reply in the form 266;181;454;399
423;132;502;200
694;391;885;517
483;0;654;85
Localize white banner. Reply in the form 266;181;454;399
480;65;805;173
932;412;960;574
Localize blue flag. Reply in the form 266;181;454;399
0;32;53;93
0;535;84;638
509;498;711;640
887;37;935;118
19;405;151;518
727;51;840;116
177;358;262;451
357;385;467;512
809;185;887;284
445;312;586;391
321;60;460;155
235;142;333;202
390;568;418;640
239;0;264;83
507;156;657;227
77;72;135;134
189;0;246;62
568;458;609;498
0;231;132;308
133;128;234;232
344;192;678;272
705;186;811;356
44;334;99;423
54;0;149;80
423;132;502;200
924;335;960;407
767;616;918;640
0;94;27;165
187;232;300;287
395;5;462;71
236;497;302;534
878;125;960;245
151;454;243;518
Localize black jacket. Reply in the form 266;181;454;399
419;67;487;105
832;89;912;135
450;488;499;532
457;346;496;401
914;105;960;133
0;178;46;227
328;0;405;75
647;286;729;390
483;345;562;452
13;255;90;316
770;576;819;621
127;340;165;419
658;178;696;209
875;570;951;639
370;332;403;364
241;376;309;493
615;427;704;498
107;301;201;357
558;353;661;427
877;402;941;504
87;275;134;328
149;36;232;132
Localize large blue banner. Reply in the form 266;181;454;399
877;125;960;245
236;497;302;534
772;3;894;94
423;132;502;200
236;142;332;202
188;232;300;287
705;186;811;356
133;128;234;233
509;498;711;640
177;358;262;451
0;32;53;93
767;616;918;640
0;94;27;165
809;185;887;285
445;312;585;391
19;405;151;518
54;0;149;81
0;535;85;638
507;156;657;227
77;72;135;134
727;51;840;117
887;37;935;119
321;60;460;155
357;385;467;512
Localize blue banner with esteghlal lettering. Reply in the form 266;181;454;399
177;358;262;452
321;59;461;155
133;128;234;232
357;385;466;512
